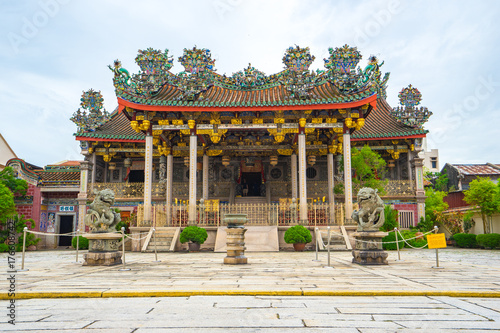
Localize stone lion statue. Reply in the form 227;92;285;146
352;187;385;232
85;189;121;232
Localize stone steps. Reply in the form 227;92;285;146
143;227;180;253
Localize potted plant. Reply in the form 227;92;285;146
284;225;312;251
180;225;208;252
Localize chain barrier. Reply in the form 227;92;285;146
27;230;78;237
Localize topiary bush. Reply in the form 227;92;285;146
382;231;405;250
180;226;208;244
0;243;9;252
284;225;312;244
453;233;478;248
476;233;500;249
72;236;89;250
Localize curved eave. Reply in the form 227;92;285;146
6;158;40;178
351;131;428;141
75;135;145;142
116;94;378;112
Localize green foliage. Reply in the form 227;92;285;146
476;233;500;249
425;188;448;222
380;205;398;232
284;225;312;244
0;182;15;222
0;167;28;196
425;171;449;192
416;216;435;232
382;231;405;250
351;145;387;194
179;226;208;244
72;236;89;250
115;221;130;234
12;215;40;250
464;177;500;234
333;183;344;195
0;243;9;252
453;233;478;248
400;230;428;248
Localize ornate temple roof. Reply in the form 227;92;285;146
75;110;145;141
110;45;389;110
352;98;427;140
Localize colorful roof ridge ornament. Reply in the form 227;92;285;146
391;85;432;128
283;45;315;72
231;63;267;89
281;45;319;100
178;47;215;74
324;44;362;73
135;48;173;75
70;89;110;133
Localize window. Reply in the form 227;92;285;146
431;157;437;169
306;167;317;179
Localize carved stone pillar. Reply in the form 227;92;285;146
77;160;92;231
203;154;209;200
414;157;426;223
143;134;153;223
298;132;308;225
165;153;173;224
188;133;197;225
291;153;298;199
343;129;353;223
327;153;335;224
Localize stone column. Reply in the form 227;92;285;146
203;154;209;200
343;129;353;223
143;134;153;223
291;153;298;199
188;133;197;225
166;153;173;224
327;153;335;225
414;157;426;223
298;132;308;225
77;160;91;231
91;153;96;190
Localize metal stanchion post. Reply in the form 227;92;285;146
119;227;130;271
153;228;160;262
327;226;331;267
19;227;29;272
395;227;401;261
313;227;320;262
432;226;443;269
74;229;80;264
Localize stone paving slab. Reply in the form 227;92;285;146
2;248;500;298
1;296;499;332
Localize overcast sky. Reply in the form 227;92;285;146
1;0;499;168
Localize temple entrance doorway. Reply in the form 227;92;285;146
128;170;144;183
241;172;262;196
58;215;74;246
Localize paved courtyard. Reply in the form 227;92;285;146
1;248;500;331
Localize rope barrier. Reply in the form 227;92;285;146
396;229;429;250
319;228;435;245
123;233;151;241
27;230;79;237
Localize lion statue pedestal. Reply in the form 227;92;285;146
351;188;388;265
82;189;123;266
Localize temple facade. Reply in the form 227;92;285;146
70;45;432;247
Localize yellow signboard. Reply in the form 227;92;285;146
427;233;447;249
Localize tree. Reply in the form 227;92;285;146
464;177;500;234
350;145;387;194
0;167;28;222
424;188;449;222
424;171;449;192
0;182;16;222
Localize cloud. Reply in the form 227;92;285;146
0;0;499;167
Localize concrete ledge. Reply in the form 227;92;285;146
2;289;499;300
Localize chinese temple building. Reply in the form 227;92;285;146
71;45;432;250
